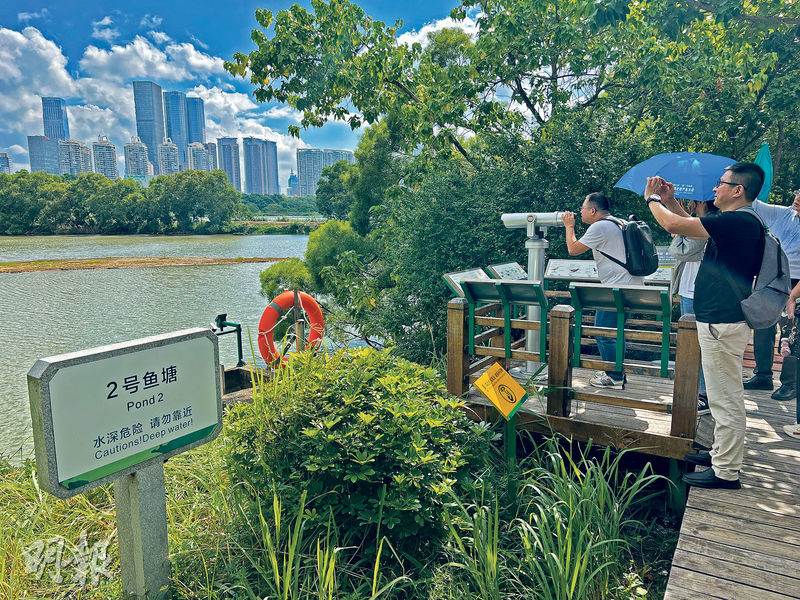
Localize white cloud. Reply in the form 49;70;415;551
148;31;171;45
264;106;303;122
189;35;209;50
140;14;163;29
92;16;119;42
80;37;225;82
396;16;479;48
165;43;225;75
9;144;26;155
17;9;49;24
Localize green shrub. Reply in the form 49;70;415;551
223;347;497;564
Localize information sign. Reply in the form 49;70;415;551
28;328;222;498
443;267;491;297
545;259;598;281
474;363;529;420
486;262;528;280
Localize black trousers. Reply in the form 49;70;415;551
752;277;800;386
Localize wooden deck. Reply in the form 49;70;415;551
665;384;800;600
464;365;800;600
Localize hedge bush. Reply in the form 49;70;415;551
223;347;497;563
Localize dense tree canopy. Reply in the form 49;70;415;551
0;170;248;235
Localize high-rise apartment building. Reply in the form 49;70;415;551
27;135;60;174
92;136;119;180
158;139;179;176
41;97;70;140
58;139;92;175
187;142;209;172
124;136;151;177
163;91;189;169
133;81;165;175
0;153;11;174
287;170;299;197
323;149;356;166
296;148;323;197
243;137;279;195
205;142;218;171
296;147;354;196
217;137;241;191
186;97;206;144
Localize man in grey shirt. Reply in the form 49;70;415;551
562;193;645;389
744;190;800;400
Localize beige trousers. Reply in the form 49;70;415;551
696;321;751;481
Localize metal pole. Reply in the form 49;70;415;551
525;221;549;375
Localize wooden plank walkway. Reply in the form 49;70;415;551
664;384;800;600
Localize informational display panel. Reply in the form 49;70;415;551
486;262;528;281
545;259;598;282
545;248;674;286
28;328;222;498
443;268;492;297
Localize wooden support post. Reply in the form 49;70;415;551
671;315;700;439
447;298;470;396
548;305;575;417
489;306;511;370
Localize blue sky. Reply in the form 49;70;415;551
0;1;469;190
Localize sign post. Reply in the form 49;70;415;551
28;327;222;598
474;362;529;502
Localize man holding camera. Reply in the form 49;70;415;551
561;192;645;389
645;163;765;489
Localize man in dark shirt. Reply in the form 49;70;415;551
644;162;765;489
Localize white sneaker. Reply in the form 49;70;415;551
589;373;626;389
784;424;800;438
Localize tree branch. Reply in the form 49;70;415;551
513;77;546;125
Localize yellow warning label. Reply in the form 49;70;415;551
474;362;529;421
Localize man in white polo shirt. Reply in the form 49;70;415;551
561;192;645;389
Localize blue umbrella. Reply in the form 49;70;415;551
614;152;736;201
754;142;773;202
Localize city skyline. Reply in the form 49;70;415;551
23;90;363;195
0;1;472;190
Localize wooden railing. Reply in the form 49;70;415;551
447;297;702;460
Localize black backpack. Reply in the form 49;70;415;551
598;215;659;277
722;208;791;330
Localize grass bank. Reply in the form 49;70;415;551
0;256;289;274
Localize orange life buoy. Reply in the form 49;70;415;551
258;291;324;363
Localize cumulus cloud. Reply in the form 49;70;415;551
264;106;303;122
18;9;50;24
92;16;119;43
148;31;171;45
396;16;479;48
140;14;163;29
80;37;224;82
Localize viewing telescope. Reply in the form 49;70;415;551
501;211;566;231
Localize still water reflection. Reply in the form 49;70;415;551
0;235;308;460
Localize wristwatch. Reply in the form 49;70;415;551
646;194;662;205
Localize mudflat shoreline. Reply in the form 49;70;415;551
0;256;288;273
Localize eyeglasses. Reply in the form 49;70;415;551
716;179;742;188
